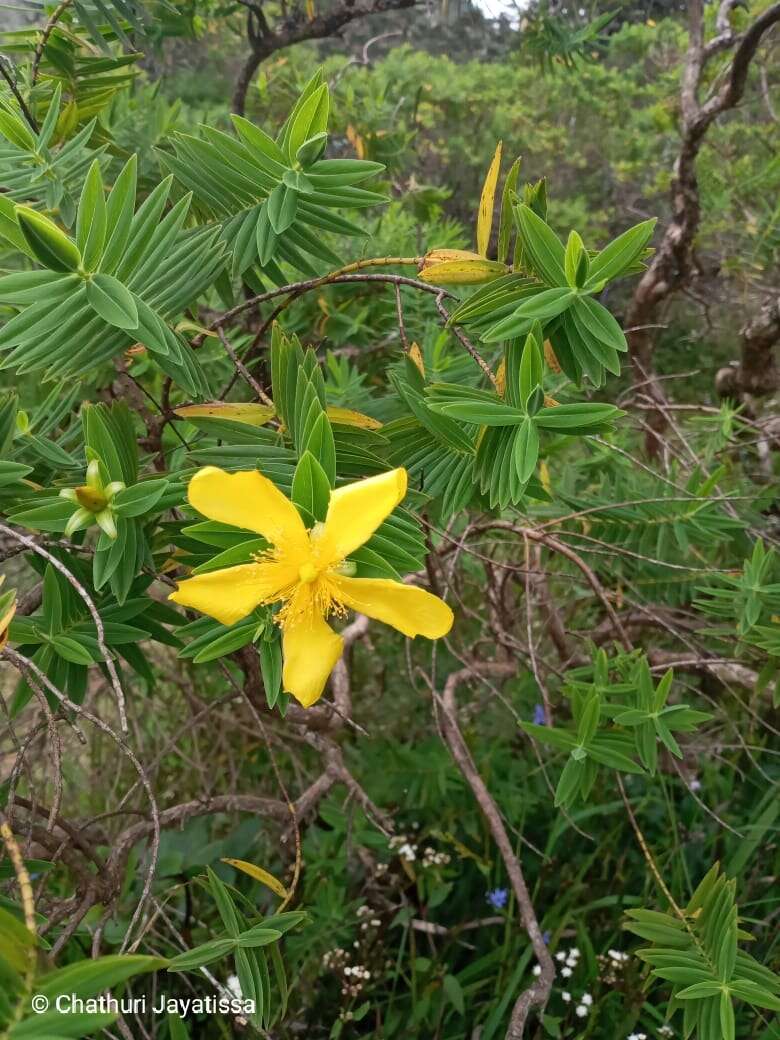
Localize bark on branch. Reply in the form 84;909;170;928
436;663;555;1037
232;0;417;115
624;0;780;447
716;293;780;398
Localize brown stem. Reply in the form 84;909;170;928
436;664;555;1036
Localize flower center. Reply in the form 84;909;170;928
298;562;318;584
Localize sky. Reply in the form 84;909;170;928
474;0;523;22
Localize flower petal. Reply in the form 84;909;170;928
332;576;453;639
188;466;308;550
319;468;407;564
169;561;292;626
282;614;344;708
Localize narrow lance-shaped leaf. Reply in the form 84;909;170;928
477;141;502;257
77;160;107;272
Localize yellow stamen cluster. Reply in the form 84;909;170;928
252;544;347;629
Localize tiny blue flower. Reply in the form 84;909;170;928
532;703;546;726
542;930;551;944
487;887;509;910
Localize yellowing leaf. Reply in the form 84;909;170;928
306;0;315;17
222;858;288;900
495;358;506;397
174;402;276;426
543;395;559;408
539;460;552;495
544;340;562;374
409;342;425;378
0;582;16;652
55;100;78;144
476;141;503;257
325;406;382;430
346;124;365;159
175;320;218;338
422;248;484;266
431;829;489;867
419;259;508;285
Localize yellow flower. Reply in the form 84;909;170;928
169;466;453;708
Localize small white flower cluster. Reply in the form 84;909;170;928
627;1033;647;1040
340;963;370;998
357;905;382;931
422;846;451;868
344;965;371;981
561;990;592;1019
389;834;418;862
598;947;630;984
555;945;580;978
575;992;592;1018
321;946;349;970
658;1026;674;1037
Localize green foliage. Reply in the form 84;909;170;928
0;7;777;1040
625;864;780;1040
521;650;711;805
161;69;386;284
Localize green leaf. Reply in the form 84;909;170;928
519;722;577;751
102;155;138;276
256;204;278;266
112;479;168;518
515;204;566;285
518;330;543;405
554;756;584;807
675;981;723;999
12;1011;117;1037
443;973;465;1014
426;385;526;426
207;866;240;937
167;1012;190;1040
513;417;539;482
266;183;298;235
291;451;330;521
534;402;624;433
17;208;82;272
0;109;36;150
585;218;656;288
564;230;588;288
189;620;259;664
76;160;107;272
287;83;329;160
236;926;283;948
36;955;166;999
575;296;628;351
729;980;780;1011
85;274;139;330
577;693;600;745
50;635;95;666
296;132;327;166
497;157;521;264
167;938;237;971
482;288;575;342
259;635;283;708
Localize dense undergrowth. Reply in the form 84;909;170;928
0;3;778;1040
